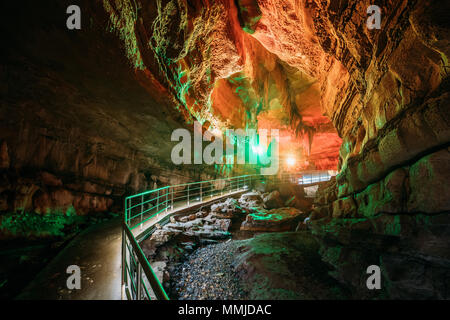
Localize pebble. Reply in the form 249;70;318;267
168;241;247;300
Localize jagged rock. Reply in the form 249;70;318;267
232;232;349;299
253;180;268;193
203;214;217;224
211;198;239;215
211;218;231;232
240;207;305;232
315;177;337;206
238;192;264;210
150;261;167;285
190;230;231;240
178;214;197;223
279;184;305;200
142;210;233;257
162;222;185;231
310;213;450;299
195;210;208;219
331;197;357;219
141;228;182;256
263;190;284;209
355;168;407;217
211;211;234;219
309;205;331;221
285;195;313;212
304;185;319;198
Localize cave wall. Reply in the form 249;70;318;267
303;0;450;298
0;0;218;218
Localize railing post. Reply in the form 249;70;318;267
126;198;130;226
171;187;174;210
200;182;202;202
165;188;168;212
156;189;160;215
140;195;144;230
137;264;142;300
121;228;126;300
187;184;190;206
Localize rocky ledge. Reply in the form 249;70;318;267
240;207;306;232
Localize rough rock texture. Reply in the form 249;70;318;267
238;192;265;210
141;209;233;257
240;207;305;232
232;232;350;299
310;213;450;299
311;149;450;298
0;1;218;218
263;190;284;209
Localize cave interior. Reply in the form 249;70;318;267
0;0;449;300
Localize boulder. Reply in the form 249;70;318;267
238;192;264;210
240;207;305;232
285;195;313;212
141;228;182;256
263;190;284;209
210;198;239;217
279;184;305;200
212;218;231;231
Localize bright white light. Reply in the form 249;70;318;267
252;145;264;155
286;157;296;166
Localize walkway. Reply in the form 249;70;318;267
16;217;122;300
16;191;246;300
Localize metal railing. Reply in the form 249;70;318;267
121;170;335;300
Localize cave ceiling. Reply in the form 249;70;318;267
103;0;344;170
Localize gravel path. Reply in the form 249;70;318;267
168;241;248;300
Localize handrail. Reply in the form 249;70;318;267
123;223;169;300
121;170;336;300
